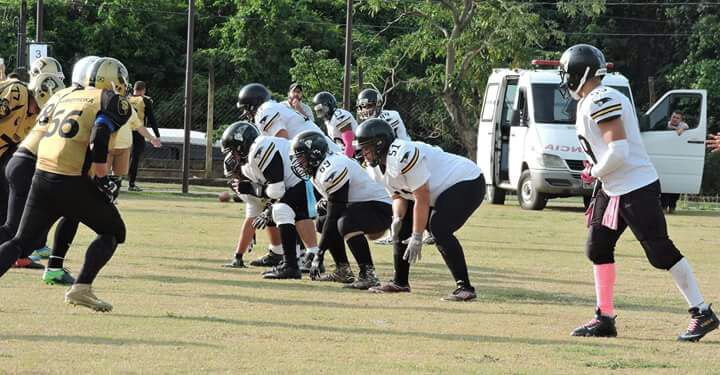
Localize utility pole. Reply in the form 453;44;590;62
17;0;27;69
205;62;214;179
181;0;195;194
342;0;353;110
36;0;43;42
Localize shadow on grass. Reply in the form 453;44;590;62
112;312;631;349
3;334;219;348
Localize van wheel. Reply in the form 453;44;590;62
487;185;506;205
518;170;547;210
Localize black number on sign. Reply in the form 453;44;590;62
45;109;83;139
388;144;400;157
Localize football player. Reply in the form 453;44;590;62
291;131;391;289
127;81;162;192
0;56;132;311
236;83;328;268
560;44;718;341
0;74;45;269
355;118;485;301
312;91;357;158
221;121;315;279
356;88;410;141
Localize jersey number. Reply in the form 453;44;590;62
318;160;331;174
45;109;82;139
388;144;400;157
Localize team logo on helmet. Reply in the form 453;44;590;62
118;98;130;116
0;99;10;118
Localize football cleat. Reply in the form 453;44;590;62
250;250;283;267
422;232;436;245
13;257;44;269
442;286;477;301
678;304;719;342
373;235;393;246
300;252;325;274
43;268;76;285
262;264;301;280
31;246;52;259
344;265;380;290
65;284;113;312
368;280;411;294
128;185;143;192
571;308;617;337
315;263;354;283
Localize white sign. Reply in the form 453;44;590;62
28;43;48;66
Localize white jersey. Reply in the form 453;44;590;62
281;100;315;122
379;110;410;140
255;100;324;139
242;136;301;189
324;108;358;147
576;86;658;196
368;139;481;205
313;152;390;204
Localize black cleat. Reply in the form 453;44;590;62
250;250;283;267
315;263;354;283
571;308;617;337
222;253;247;268
344;265;380;290
262;264;302;280
678;304;719;342
368;280;411;294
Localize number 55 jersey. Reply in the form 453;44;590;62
36;87;131;176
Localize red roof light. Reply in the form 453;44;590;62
531;59;560;67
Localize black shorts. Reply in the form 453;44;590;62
14;170;126;250
280;181;312;221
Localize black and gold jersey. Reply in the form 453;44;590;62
36;87;131;176
0;79;38;157
128;95;146;123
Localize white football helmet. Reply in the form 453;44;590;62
28;73;65;109
29;57;64;81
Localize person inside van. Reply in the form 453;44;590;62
667;110;689;135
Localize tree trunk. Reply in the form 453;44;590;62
442;89;476;158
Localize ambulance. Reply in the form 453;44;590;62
476;60;707;210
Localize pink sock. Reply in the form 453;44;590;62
593;263;616;316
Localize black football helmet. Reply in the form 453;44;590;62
559;44;607;100
237;83;271;119
356;88;383;121
290;131;329;180
312;91;337;121
221;121;260;177
354;118;395;167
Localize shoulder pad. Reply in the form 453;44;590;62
588;87;623;123
249;136;278;171
386;140;420;177
255;102;282;133
318;155;349;193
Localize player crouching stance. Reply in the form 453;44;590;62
290;131;391;289
560;44;718;341
0;57;130;311
355;119;484;301
221;121;312;279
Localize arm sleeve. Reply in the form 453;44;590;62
90;116;113;163
341;130;355;157
143;97;160;137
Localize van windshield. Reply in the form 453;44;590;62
531;84;632;124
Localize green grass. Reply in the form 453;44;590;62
1;186;719;374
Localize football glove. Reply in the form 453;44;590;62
309;251;324;280
316;198;328;217
402;232;423;264
252;206;273;230
94;175;119;204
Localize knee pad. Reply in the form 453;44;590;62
640;239;683;270
272;203;296;225
585;240;615;265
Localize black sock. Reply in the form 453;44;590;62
435;233;472;289
76;234;117;284
0;240;25;277
279;224;298;269
51;218;79;267
392;242;410;286
346;234;373;267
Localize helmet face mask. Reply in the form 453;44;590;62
221;121;260;177
312;91;337;121
559;44;607;100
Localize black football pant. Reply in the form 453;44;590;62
0;171;126;284
128;131;145;186
0;150;13;225
393;175;485;289
586;180;683;270
316;201;391;267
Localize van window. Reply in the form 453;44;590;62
640;93;702;132
481;84;499;122
532;84;633;125
501;79;518;127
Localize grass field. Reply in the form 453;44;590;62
1;184;719;374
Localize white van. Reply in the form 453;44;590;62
476;61;708;210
